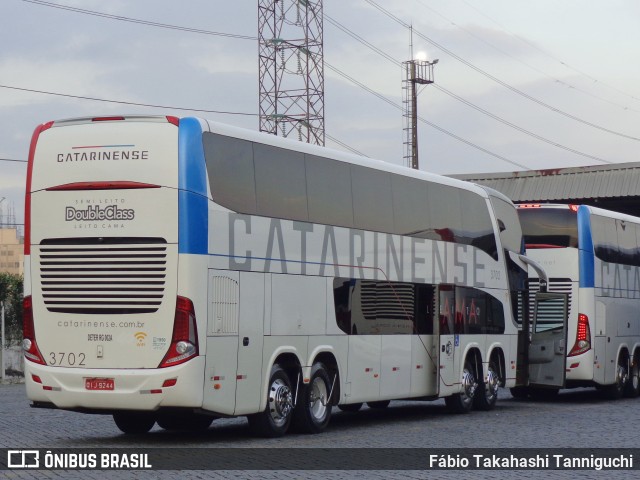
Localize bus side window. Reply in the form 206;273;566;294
414;284;435;335
333;279;353;335
439;286;454;335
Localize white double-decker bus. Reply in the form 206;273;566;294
518;203;640;398
24;115;548;436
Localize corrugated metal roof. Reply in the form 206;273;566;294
450;162;640;201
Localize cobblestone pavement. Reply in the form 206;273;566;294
0;383;637;479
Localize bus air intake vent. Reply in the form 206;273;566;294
38;237;167;314
519;278;573;325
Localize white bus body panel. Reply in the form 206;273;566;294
24;118;202;410
26;358;205;410
525;248;602;383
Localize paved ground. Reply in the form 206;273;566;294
0;383;637;479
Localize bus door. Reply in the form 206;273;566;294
528;292;568;388
234;272;265;415
202;270;265;416
437;285;459;396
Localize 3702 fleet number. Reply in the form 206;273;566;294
48;352;86;366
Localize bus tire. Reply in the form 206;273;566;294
474;360;500;411
338;403;363;412
248;364;294;437
157;411;214;432
445;361;477;414
113;412;155;434
367;400;391;409
604;355;629;400
293;363;333;434
624;359;640;398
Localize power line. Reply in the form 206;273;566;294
325;62;529;170
413;0;640;115
326;134;368;157
0;84;258;116
0;158;27;163
12;0;616;166
326;15;613;165
363;0;640;142
458;0;640;105
18;0;257;40
15;0;538;165
0;94;363;159
433;85;612;164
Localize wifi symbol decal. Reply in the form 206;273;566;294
134;331;147;346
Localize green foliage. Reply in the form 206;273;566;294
0;272;24;345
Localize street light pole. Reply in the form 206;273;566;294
402;58;438;170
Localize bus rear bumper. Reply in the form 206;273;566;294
24;357;205;412
565;350;595;381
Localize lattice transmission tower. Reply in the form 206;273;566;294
258;0;325;145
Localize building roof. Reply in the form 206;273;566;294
450;162;640;202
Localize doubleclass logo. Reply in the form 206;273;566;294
65;205;135;222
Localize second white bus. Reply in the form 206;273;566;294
518;203;640;398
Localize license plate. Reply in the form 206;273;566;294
85;378;114;391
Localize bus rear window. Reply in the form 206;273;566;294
518;208;578;248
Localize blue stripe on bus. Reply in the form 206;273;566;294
577;205;595;288
178;117;208;254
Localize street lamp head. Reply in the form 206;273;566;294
415;51;428;62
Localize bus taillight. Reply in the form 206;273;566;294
159;296;199;368
22;296;46;365
568;313;591;357
25;120;54;255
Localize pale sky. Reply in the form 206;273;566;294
1;0;639;230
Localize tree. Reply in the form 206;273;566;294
0;272;24;346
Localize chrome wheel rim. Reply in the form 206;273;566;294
268;378;292;427
309;376;328;422
461;367;477;407
485;367;500;403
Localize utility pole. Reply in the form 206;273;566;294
1;302;5;382
0;197;5;227
402;57;437;170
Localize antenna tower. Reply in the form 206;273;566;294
258;0;325;145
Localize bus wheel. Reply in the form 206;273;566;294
248;364;294;437
474;360;500;411
338;403;363;412
113;412;155;434
293;363;333;434
367;400;391;409
445;361;477;414
157;412;214;432
624;359;640;398
604;356;629;400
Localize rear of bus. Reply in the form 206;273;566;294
23;116;207;420
517;204;594;384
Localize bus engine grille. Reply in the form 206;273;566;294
526;277;573;322
38;237;167;314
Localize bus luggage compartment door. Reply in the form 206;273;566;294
528;292;568;388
